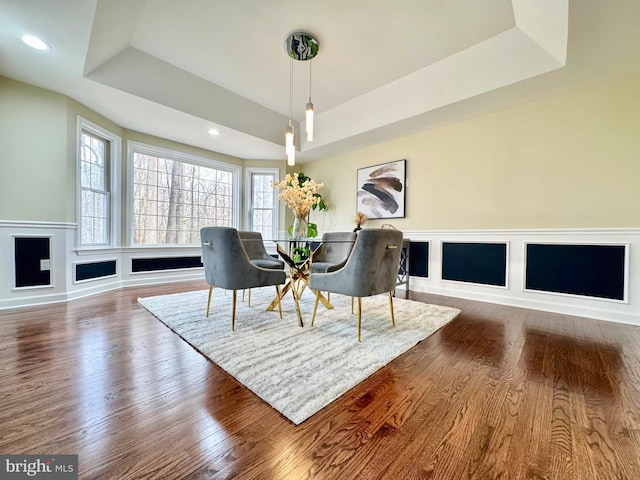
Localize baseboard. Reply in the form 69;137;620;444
0;291;72;311
121;273;205;289
409;278;639;326
66;280;124;303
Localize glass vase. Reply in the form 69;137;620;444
291;214;308;241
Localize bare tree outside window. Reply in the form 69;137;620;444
132;151;233;245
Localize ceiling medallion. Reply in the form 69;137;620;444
284;31;319;61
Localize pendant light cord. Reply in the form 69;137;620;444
308;59;312;102
289;57;294;127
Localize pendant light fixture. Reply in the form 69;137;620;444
284;31;319;164
306;59;314;141
286;57;295;165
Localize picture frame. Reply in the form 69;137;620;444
356;159;406;219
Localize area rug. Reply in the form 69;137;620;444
138;287;460;425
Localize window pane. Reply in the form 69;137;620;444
253;210;272;230
91;136;104;167
132;151;234;245
80;130;110;246
250;172;275;236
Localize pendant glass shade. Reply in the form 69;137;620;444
285;124;295;165
305;101;314;141
285;125;294;154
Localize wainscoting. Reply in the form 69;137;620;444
402;229;638;325
1;221;639;325
0;221;203;310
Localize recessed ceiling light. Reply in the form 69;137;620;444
22;34;51;51
208;128;220;136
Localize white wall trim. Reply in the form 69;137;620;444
409;276;639;326
121;272;204;288
2;222;639;325
405;228;640;326
0;290;72;310
403;227;640;236
0;220;76;229
0;220;206;311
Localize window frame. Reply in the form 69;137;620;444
244;167;280;240
126;141;241;247
76;117;121;250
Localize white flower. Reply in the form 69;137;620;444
273;172;325;218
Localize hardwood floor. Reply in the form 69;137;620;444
1;282;640;479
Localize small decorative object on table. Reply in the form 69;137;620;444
353;211;368;232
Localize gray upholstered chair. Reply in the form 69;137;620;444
308;228;404;341
238;231;284;306
200;227;286;331
310;231;357;273
238;231;285;269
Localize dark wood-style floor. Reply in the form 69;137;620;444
1;281;640;479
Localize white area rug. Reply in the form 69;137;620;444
138;287;460;425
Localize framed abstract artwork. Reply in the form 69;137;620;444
356;159;406;219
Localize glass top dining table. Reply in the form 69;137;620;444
243;237;356;327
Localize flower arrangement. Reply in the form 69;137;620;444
273;172;327;218
273;172;327;240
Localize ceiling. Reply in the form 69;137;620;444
1;0;640;162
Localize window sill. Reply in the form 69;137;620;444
76;246;123;256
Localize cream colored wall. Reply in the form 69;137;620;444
1;76;269;228
5;72;640;232
304;72;640;232
0;77;70;222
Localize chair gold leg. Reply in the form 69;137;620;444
248;288;252;307
388;291;395;327
351;296;354;314
311;290;321;326
232;290;237;331
357;297;362;342
206;286;214;317
275;285;283;319
327;292;331;302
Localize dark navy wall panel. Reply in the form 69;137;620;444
525;244;625;300
442;242;507;287
409;241;429;278
14;237;51;287
131;256;203;272
76;260;117;282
